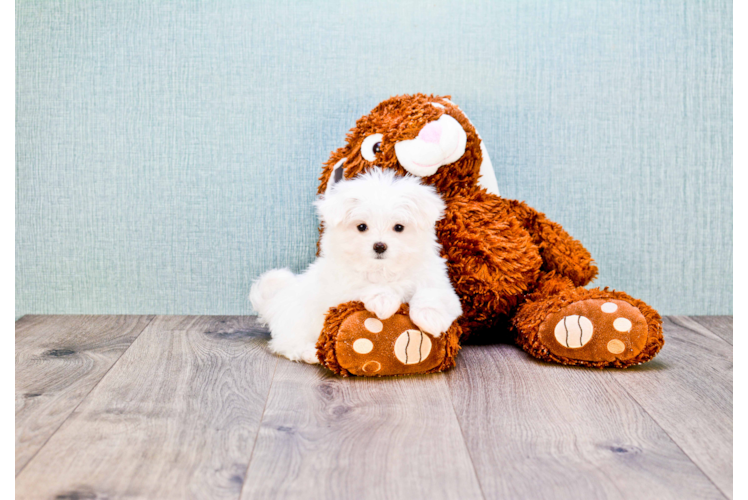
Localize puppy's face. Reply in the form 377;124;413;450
315;170;444;276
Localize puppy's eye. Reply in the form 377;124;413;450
357;224;368;232
361;134;384;162
394;224;404;232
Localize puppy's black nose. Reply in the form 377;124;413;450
373;242;387;254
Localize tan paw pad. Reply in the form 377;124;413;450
394;330;432;364
352;338;373;354
364;318;383;333
607;339;626;354
553;315;593;348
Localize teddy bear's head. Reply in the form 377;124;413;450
318;94;499;199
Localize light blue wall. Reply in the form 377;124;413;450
16;0;732;317
732;0;748;320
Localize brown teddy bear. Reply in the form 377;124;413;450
316;94;664;376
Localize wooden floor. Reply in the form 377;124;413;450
15;315;732;500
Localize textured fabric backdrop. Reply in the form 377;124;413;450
16;0;732;317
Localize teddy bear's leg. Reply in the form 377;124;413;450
316;301;462;377
512;274;664;368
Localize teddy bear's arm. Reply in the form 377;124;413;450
504;199;598;287
436;198;544;321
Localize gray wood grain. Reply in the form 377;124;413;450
609;317;733;498
687;315;733;345
15;315;154;475
445;343;726;500
15;315;733;499
16;316;277;500
241;361;484;500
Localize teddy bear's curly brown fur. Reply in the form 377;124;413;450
315;94;663;375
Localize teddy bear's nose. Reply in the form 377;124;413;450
417;121;443;144
373;242;387;254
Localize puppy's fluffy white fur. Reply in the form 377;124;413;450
249;169;462;364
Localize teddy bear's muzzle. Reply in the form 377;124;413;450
394;114;467;177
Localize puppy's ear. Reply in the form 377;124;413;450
405;184;446;230
418;189;446;228
325;158;347;195
317;158;354;226
314;190;357;228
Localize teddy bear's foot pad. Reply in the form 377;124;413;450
335;311;447;376
538;299;648;363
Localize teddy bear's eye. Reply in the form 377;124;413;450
394;224;404;232
361;134;384;162
357;223;368;232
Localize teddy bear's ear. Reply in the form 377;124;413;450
441;100;500;196
325;157;347;195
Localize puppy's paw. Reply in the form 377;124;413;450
300;346;320;365
268;341;320;364
409;306;454;338
362;292;402;320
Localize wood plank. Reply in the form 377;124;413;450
241;361;484;500
687;315;733;345
609;317;733;498
15;316;278;500
15;315;154;475
666;316;730;346
446;343;726;500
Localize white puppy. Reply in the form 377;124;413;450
249;168;462;364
